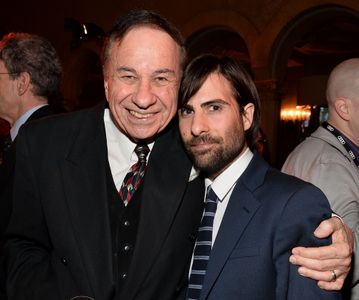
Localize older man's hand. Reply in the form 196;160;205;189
289;217;353;290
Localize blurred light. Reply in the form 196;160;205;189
280;105;312;122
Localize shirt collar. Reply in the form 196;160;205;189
10;104;48;140
104;108;154;160
205;148;253;202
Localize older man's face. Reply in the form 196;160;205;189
104;26;182;143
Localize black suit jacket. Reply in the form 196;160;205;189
4;103;204;300
0;105;55;300
0;105;55;239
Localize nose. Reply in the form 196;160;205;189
133;79;156;109
190;111;209;137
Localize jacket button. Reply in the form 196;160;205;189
123;244;132;251
121;273;127;279
123;220;130;227
61;257;68;265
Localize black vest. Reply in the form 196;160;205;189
106;161;142;294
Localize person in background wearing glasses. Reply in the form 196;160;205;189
0;32;62;300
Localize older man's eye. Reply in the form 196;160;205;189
121;75;136;81
154;76;170;85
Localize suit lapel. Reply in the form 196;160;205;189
200;154;268;299
60;104;113;296
122;122;194;297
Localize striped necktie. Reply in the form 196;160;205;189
119;144;149;205
187;186;218;300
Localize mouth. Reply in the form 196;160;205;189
187;135;220;153
189;141;217;153
129;110;155;119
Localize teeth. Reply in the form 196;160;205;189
129;110;152;118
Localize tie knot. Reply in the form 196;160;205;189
135;143;150;164
206;186;218;202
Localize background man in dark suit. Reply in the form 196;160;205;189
178;54;341;299
0;32;62;299
3;10;353;300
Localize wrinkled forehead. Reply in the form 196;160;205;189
104;25;184;70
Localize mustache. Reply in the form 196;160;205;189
187;134;221;146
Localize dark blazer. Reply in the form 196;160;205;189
4;103;204;300
199;154;341;300
0;105;55;300
0;105;55;239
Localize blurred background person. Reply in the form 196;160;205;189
282;58;359;299
0;32;63;299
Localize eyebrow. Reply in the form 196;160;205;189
116;66;136;73
115;67;176;76
183;99;228;109
153;68;176;76
200;99;228;107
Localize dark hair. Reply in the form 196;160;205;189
102;9;186;70
0;32;62;100
178;54;261;149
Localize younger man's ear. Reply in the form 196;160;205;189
242;103;255;131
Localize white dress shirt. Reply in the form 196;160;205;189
103;108;154;191
205;147;253;244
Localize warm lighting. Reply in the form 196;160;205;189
82;24;88;35
280;105;312;122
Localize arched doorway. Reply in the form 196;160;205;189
186;26;250;67
270;4;359;167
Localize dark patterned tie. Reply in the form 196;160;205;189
187;186;218;300
119;144;150;205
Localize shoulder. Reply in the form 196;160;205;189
15;104;106;160
283;127;349;173
261;168;332;235
266;165;326;200
19;104;104;141
245;155;330;212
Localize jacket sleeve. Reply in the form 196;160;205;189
273;184;342;300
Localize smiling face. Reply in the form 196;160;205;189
179;73;254;179
103;26;182;143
